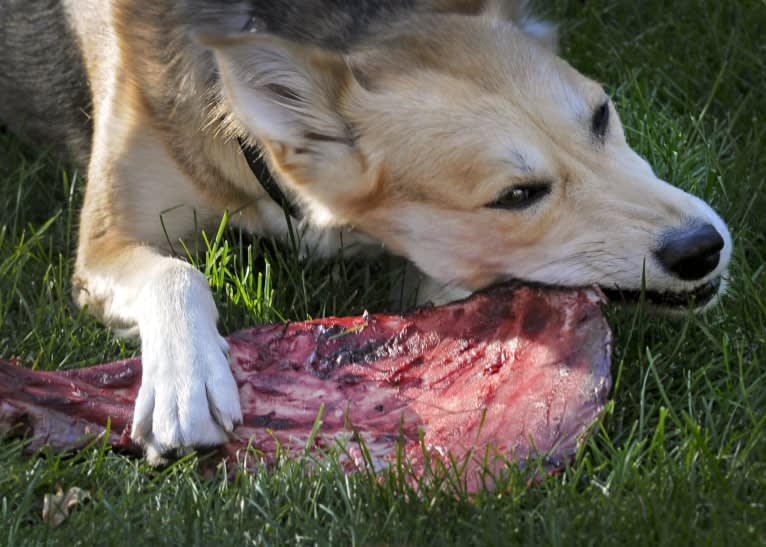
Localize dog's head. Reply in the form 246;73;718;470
201;0;731;311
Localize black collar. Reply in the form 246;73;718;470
238;137;303;220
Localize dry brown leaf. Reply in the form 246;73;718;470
42;486;91;528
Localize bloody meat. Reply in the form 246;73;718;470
0;285;611;489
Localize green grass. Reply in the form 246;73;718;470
1;0;765;544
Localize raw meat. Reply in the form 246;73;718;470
0;285;611;489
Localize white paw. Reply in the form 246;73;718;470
130;263;243;463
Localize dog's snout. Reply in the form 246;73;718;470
655;223;725;281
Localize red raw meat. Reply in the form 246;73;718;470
0;285;611;489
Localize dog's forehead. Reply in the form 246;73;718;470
353;18;603;129
346;16;614;192
354;65;596;173
363;18;575;84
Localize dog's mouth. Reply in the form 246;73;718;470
490;276;723;312
599;276;722;310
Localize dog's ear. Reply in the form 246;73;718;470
430;0;558;52
196;32;353;148
483;0;558;52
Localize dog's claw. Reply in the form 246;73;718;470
131;325;242;462
127;266;243;463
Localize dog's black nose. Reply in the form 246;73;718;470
655;223;724;281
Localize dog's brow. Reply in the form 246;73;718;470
504;150;534;174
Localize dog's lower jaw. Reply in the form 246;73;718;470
599;274;725;314
423;270;728;314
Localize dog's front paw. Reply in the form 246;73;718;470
130;265;243;464
132;331;243;464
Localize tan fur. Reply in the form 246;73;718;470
2;0;730;459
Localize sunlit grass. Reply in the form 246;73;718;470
1;0;765;544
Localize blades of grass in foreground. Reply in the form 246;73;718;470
1;0;766;544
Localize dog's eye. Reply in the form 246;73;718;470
485;183;551;210
592;101;610;140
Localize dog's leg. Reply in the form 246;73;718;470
74;114;242;463
76;246;241;462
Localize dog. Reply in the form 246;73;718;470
0;0;732;462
